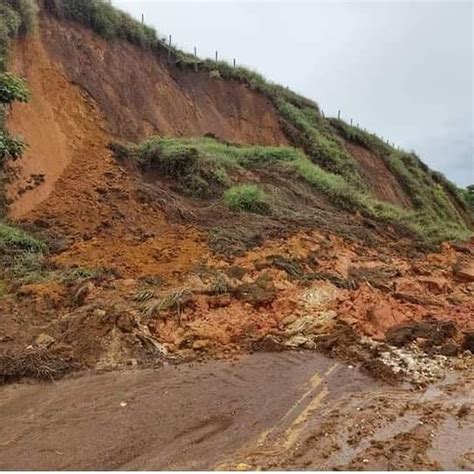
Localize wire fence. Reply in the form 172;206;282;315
112;2;404;152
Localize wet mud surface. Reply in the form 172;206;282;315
0;352;472;470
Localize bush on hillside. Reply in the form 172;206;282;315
224;184;269;214
0;132;26;163
0;72;31;104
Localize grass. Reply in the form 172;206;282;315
0;221;47;283
110;136;300;197
0;221;105;288
329;117;471;225
224;184;269;214
114;135;471;244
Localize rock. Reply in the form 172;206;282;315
462;331;474;353
386;320;458;348
453;262;474;282
233;274;277;307
93;308;107;318
208;294;232;309
281;314;298;327
418;276;450;294
117;314;135;333
192;339;210;350
35;333;55;348
226;266;247;280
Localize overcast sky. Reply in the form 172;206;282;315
115;0;473;187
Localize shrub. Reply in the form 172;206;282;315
0;72;30;104
0;132;26;163
115;137;232;198
6;0;38;34
224;184;269;214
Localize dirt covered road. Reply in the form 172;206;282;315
0;352;472;471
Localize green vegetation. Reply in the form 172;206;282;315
113;135;470;243
0;71;30;104
329;118;471;222
461;185;474;212
0;0;38;69
328;118;393;156
0;221;105;288
110;136;301;198
0;221;46;283
224;184;269;214
0;0;36;211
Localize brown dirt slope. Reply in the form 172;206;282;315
39;13;288;145
7;12;288;218
345;141;413;208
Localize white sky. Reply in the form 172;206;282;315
114;0;473;187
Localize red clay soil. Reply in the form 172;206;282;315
7;32;209;280
2;9;473;380
8;12;288;218
345;141;413;208
38;13;289;145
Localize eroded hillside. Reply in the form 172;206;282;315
0;0;472;385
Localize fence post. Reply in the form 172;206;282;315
168;35;172;63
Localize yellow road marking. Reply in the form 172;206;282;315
221;362;339;470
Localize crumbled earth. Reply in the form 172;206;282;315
1;228;472;384
3;7;472;385
0;7;473;471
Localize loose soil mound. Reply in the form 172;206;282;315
1;5;472;384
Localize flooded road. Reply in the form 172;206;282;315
0;351;472;470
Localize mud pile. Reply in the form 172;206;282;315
1;4;472;384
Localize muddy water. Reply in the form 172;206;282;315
0;352;372;470
0;352;472;470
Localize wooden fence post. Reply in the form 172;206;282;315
167;35;172;63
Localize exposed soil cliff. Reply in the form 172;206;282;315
7;12;289;217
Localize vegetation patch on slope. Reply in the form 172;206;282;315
111;136;470;244
224;184;269;214
329;118;471;223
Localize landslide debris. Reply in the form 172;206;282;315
0;0;472;385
